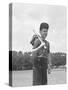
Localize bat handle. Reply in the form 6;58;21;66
44;46;46;49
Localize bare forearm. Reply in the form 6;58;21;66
48;53;52;66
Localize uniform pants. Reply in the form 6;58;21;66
33;57;48;85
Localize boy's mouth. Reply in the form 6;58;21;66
43;34;47;37
42;35;46;39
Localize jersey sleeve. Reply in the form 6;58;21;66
33;38;41;49
30;35;38;46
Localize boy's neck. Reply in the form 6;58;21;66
41;37;46;41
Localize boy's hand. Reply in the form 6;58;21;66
48;64;51;74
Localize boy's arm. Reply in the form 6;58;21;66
31;38;45;52
32;38;45;57
48;53;52;74
47;43;52;74
48;53;52;67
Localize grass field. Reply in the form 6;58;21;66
12;68;66;87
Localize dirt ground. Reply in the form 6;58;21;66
12;68;66;87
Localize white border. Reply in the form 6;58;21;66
0;0;68;90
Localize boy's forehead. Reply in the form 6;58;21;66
41;28;48;32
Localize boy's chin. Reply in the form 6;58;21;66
41;35;47;39
43;36;47;38
42;37;46;40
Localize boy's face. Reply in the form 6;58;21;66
40;28;48;39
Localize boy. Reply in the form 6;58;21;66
30;22;51;85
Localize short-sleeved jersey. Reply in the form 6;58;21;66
33;38;50;58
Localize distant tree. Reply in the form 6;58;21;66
11;51;66;70
16;51;24;70
12;51;18;70
23;52;33;69
51;52;66;67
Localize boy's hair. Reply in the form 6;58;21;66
40;22;49;31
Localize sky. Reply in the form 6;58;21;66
12;3;66;53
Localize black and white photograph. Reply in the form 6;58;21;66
9;3;66;87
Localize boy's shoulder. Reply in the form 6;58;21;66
33;38;41;49
45;40;50;45
30;35;38;45
44;40;50;49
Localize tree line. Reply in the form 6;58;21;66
9;51;66;71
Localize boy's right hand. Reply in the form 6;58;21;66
48;64;51;74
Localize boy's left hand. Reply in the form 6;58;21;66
48;64;51;74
